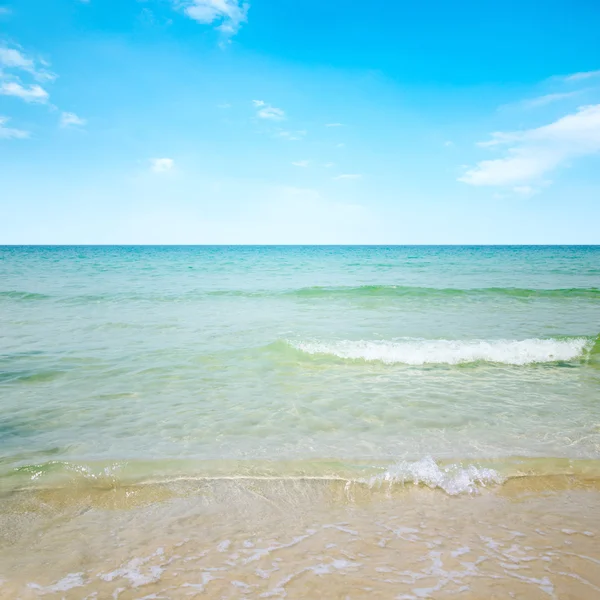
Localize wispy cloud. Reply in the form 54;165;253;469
0;7;12;15
325;123;344;127
460;104;600;188
0;115;29;139
512;185;539;198
334;173;362;180
253;99;285;121
175;0;249;37
0;46;55;120
259;106;285;120
276;130;305;141
0;46;55;81
0;81;48;103
291;160;309;167
513;91;581;110
60;112;86;128
150;158;175;173
0;47;32;70
323;162;335;168
561;69;600;82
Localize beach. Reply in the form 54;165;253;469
1;245;599;598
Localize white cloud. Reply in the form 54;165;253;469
252;99;285;120
176;0;249;37
334;174;362;180
444;140;454;147
0;115;29;139
259;106;285;120
323;162;335;168
325;123;344;127
0;81;49;103
0;46;55;81
512;186;539;198
291;160;309;167
517;91;580;109
562;70;600;82
0;48;33;70
150;158;175;173
460;104;600;187
252;102;285;122
336;143;345;148
475;132;514;148
60;112;86;128
276;130;305;141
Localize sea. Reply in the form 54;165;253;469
1;245;599;599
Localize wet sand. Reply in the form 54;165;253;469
1;477;599;599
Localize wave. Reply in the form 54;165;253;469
5;456;600;499
361;456;504;495
283;285;600;300
288;337;594;365
2;285;599;303
204;285;600;301
0;290;51;300
0;369;66;384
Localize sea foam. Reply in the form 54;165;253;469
361;456;504;495
290;337;589;365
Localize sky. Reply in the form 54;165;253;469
1;0;600;244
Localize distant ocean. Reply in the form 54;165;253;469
1;246;599;598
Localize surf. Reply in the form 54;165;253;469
287;337;593;365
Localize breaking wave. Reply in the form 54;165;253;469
361;456;504;495
289;337;593;365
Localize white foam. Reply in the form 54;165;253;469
291;337;589;365
99;549;165;588
182;572;219;592
28;572;86;594
362;456;504;495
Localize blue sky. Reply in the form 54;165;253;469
1;0;599;244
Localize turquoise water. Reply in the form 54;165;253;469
1;246;599;490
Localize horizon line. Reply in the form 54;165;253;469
1;244;599;248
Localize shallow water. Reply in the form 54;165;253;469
1;245;599;597
2;478;600;599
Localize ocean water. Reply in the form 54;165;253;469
1;245;600;598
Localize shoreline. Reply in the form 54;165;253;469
2;477;599;598
4;455;600;493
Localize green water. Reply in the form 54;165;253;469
1;246;599;491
